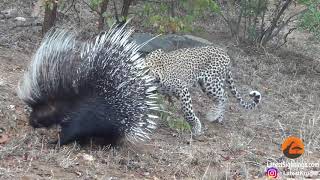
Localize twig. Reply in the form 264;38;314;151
112;0;120;23
10;22;42;30
72;1;81;25
63;0;77;14
277;119;286;138
201;161;211;180
246;133;257;146
244;161;262;167
141;0;167;3
268;8;306;41
276;27;297;49
81;0;99;14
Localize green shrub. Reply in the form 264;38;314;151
138;0;220;33
215;0;319;46
156;95;191;133
298;0;320;39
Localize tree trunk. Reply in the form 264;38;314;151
259;0;292;46
170;0;175;17
121;0;132;19
98;0;109;31
42;0;58;35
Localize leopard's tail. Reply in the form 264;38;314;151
226;70;261;109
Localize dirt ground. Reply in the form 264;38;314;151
1;1;320;179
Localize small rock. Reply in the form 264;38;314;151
24;106;32;113
0;79;5;86
12;114;17;120
78;153;95;161
14;17;26;21
75;171;82;177
108;177;118;180
9;105;16;111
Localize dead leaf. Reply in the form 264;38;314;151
0;134;9;144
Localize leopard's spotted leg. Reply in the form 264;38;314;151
212;89;227;123
157;82;175;105
176;87;202;135
200;76;227;123
162;79;202;135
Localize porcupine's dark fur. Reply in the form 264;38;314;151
17;23;158;145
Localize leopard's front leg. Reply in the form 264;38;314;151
177;87;202;135
159;79;202;135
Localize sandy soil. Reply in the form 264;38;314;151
0;1;320;179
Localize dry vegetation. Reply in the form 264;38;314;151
0;0;319;179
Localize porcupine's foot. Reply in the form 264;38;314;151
57;126;78;145
46;129;77;146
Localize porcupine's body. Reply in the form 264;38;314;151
18;24;158;145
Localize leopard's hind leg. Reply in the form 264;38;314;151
199;76;227;123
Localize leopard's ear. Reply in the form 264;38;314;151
145;49;164;62
149;49;164;57
153;49;164;53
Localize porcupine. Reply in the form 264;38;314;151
17;23;158;145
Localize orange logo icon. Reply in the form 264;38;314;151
281;136;304;159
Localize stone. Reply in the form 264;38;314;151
132;33;212;54
14;17;26;21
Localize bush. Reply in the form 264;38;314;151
215;0;320;47
298;0;320;39
156;95;191;133
138;0;220;33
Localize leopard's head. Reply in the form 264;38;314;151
145;49;165;81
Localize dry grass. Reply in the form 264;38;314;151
0;1;320;179
0;47;319;178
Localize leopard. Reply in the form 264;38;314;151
145;46;261;135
